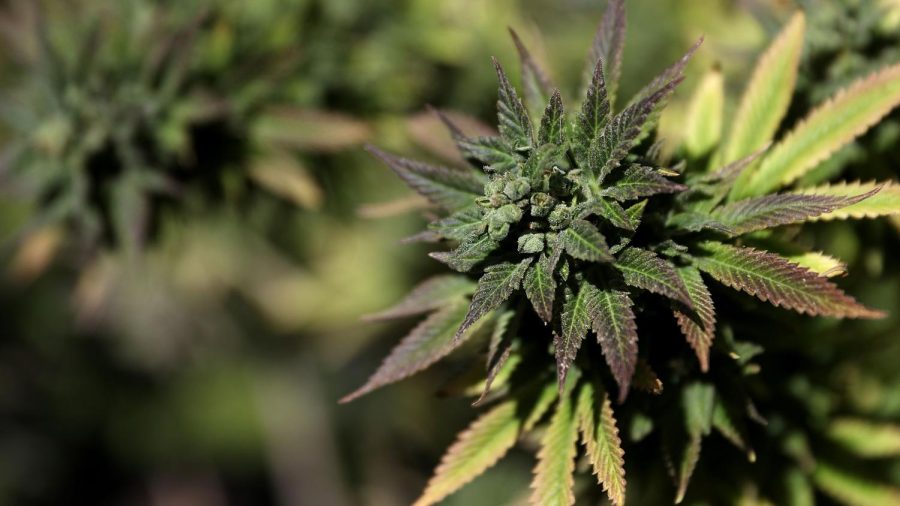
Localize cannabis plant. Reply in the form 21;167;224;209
347;2;900;504
0;0;342;255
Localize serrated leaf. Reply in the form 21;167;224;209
523;143;566;181
684;67;724;157
446;234;500;272
828;418;900;458
712;190;876;236
666;212;734;235
786;251;847;278
583;0;625;106
476;311;518;405
367;146;485;210
510;28;554;120
561;219;613;262
456;258;533;340
689;146;771;213
614;247;692;306
601;165;687;202
625;200;648;224
524;255;557;322
575;58;611;165
364;275;476;321
593;286;638;402
458;136;520;173
414;401;521;506
673;266;716;372
576;383;626;506
738;63;900;198
556;281;600;389
493;57;534;150
591;76;684;182
722;12;804;165
814;463;900;506
341;301;472;402
795;180;900;221
576;198;634;231
693;241;884;318
539;89;565;145
530;393;578;506
429;206;486;241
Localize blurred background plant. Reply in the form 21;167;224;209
0;0;896;505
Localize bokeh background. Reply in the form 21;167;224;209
0;0;897;504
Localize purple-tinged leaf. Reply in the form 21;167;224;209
694;241;885;319
562;219;614;262
341;301;473;403
584;0;626;107
367;146;485;210
455;258;533;340
576;198;635;231
593;285;639;403
364;275;476;321
475;310;517;406
556;281;600;390
666;212;734;235
712;189;879;236
602;165;687;202
509;28;554;119
575;58;611;166
431;107;520;173
524;254;557;322
492;57;534;150
614;247;693;307
445;234;500;272
576;383;627;506
539;89;565;146
672;266;716;372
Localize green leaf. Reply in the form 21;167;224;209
712;190;877;236
666;212;734;235
443;234;499;272
673;266;716;372
429;206;485;241
712;401;754;462
539;89;565;146
509;29;554;119
524;383;560;432
693;241;884;319
414;401;521;506
722;12;804;165
456;258;533;340
584;0;626;106
458;136;520;173
493;57;534;150
475;311;518;405
561;219;613;262
523;143;567;181
601;165;687;202
593;285;638;402
828;418;900;458
576;198;634;231
738;62;900;198
684;67;724;157
524;254;557;322
364;275;476;321
814;463;900;506
530;392;579;506
683;382;715;438
667;432;702;505
367;146;485;210
575;58;611;165
794;180;900;221
341;301;473;402
576;383;627;506
614;247;692;307
556;281;600;389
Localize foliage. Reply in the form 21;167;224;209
349;2;900;504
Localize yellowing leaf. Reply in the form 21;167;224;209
414;401;521;506
828;418;900;458
684;67;724;157
740;63;900;198
576;383;626;506
723;12;804;166
530;394;579;506
814;463;900;506
786;252;847;278
795;180;900;221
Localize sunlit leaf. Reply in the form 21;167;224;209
576;383;626;506
530;391;578;506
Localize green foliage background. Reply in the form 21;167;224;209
0;0;896;504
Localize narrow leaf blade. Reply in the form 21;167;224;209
456;258;533;340
614;247;692;307
593;286;639;402
530;393;578;506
